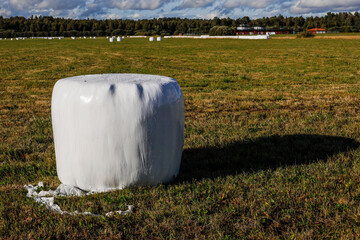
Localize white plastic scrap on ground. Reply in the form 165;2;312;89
24;182;133;217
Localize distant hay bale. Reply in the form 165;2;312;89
149;37;154;41
157;36;162;41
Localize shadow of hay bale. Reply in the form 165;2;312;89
177;134;360;182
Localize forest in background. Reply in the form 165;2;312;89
0;12;360;37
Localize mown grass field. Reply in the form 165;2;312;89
1;36;360;239
271;33;360;39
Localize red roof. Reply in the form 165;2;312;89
307;28;326;32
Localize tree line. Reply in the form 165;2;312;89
0;12;359;37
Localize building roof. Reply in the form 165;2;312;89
307;28;326;31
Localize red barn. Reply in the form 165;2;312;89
307;28;327;34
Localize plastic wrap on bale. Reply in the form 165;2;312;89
51;74;185;192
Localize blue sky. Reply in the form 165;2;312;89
0;0;359;19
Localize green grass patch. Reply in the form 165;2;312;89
1;37;360;238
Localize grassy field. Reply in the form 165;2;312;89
271;32;360;38
1;36;360;239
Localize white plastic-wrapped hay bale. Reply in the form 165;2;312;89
117;36;122;42
94;36;97;39
149;36;154;41
157;36;162;41
71;37;76;40
52;74;184;191
109;37;114;43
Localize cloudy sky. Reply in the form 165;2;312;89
0;0;359;19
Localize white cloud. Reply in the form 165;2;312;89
198;11;220;18
0;7;11;16
1;0;360;19
37;0;86;10
224;0;274;9
105;0;170;10
67;7;87;18
180;0;216;8
9;0;38;11
0;1;11;16
9;0;86;11
291;0;360;13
